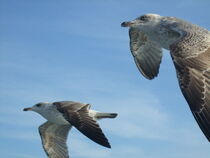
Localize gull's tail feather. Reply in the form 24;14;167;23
95;112;118;119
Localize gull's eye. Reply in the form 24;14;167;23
36;103;42;107
139;16;148;21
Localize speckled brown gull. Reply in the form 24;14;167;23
122;13;210;141
23;101;117;158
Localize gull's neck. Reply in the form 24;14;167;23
144;25;182;50
38;104;70;125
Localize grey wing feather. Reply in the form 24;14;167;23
171;43;210;141
129;28;163;79
39;121;71;158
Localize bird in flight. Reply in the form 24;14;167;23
121;13;210;141
23;101;117;158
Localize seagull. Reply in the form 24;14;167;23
23;101;117;158
121;13;210;141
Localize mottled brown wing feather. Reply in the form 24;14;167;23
53;101;89;121
54;102;111;148
129;28;163;79
66;104;111;148
39;121;71;158
171;47;210;141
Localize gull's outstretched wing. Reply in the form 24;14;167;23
39;121;71;158
129;28;163;79
171;39;210;141
54;102;111;148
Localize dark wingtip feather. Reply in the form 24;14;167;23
110;113;118;118
102;141;111;148
107;144;111;148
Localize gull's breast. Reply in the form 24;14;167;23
42;110;70;125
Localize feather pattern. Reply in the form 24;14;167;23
39;121;71;158
129;28;162;79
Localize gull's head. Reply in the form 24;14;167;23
23;102;50;113
121;13;162;31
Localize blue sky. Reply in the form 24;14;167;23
1;0;210;158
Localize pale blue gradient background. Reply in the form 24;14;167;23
1;0;210;158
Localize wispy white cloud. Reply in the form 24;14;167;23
0;128;39;141
69;137;110;158
94;92;205;146
68;134;146;158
